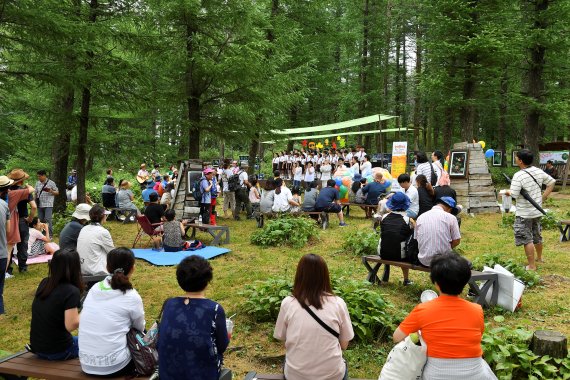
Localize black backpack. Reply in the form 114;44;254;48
227;171;241;192
192;178;203;200
405;234;420;266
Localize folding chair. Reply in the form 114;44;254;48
132;215;164;248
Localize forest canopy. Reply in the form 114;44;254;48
1;0;569;206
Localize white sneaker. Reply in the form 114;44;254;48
5;273;14;279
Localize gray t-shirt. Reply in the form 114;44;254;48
0;199;10;259
116;189;137;210
59;219;85;251
302;189;319;211
260;190;275;213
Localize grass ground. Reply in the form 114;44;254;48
0;192;569;379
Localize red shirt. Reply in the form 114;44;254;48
398;295;484;358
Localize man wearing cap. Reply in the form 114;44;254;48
2;175;35;276
137;164;150;189
415;196;461;267
67;169;78;188
233;163;253;220
59;203;92;251
34;170;59;236
200;169;215;224
8;169;37;274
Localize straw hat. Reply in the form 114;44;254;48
7;169;30;183
0;176;15;189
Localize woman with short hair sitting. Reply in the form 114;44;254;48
30;249;83;360
393;252;497;379
274;254;354;380
79;247;145;377
157;255;229;380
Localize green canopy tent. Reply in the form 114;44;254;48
262;114;402;144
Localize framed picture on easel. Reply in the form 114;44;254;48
492;151;503;166
450;150;469;178
511;150;519;167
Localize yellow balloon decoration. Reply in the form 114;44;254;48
478;140;486;149
339;138;346;148
325;138;329;146
316;142;324;149
337;136;341;140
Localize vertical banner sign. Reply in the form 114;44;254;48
391;141;408;180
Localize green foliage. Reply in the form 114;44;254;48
472;253;541;287
342;230;378;256
250;216;319;248
241;277;399;342
490;167;519;187
51;203;76;237
482;320;570;380
500;211;561;231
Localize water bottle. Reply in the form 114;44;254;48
198;215;202;226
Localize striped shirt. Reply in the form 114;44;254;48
34;179;58;208
415;205;461;266
416;162;434;184
510;166;555;219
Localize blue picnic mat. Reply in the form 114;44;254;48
132;247;230;266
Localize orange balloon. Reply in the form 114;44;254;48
341;176;352;187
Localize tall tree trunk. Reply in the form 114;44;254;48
359;0;370;148
379;0;391;153
185;18;201;159
394;25;401;137
459;0;478;142
248;132;260;177
76;0;98;204
401;25;408;138
443;107;454;154
498;68;508;166
523;0;548;165
52;89;74;213
412;25;422;150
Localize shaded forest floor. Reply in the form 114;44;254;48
0;192;569;378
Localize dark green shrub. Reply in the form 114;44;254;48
250;216;319;248
482;317;570;379
241;277;400;342
342;230;378;256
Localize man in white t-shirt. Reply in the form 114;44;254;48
233;163;252;220
506;149;555;270
397;173;419;218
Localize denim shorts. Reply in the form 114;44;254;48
514;216;542;246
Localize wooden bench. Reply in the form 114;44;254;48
560;220;570;242
361;255;499;308
0;351;150;380
342;202;377;217
244;372;371;380
255;211;329;230
186;223;230;246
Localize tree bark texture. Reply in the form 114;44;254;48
523;0;548;165
498;68;508;166
185;17;201;159
459;0;479;142
412;25;422;150
51;89;74;213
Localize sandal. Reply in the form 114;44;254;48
525;265;536;271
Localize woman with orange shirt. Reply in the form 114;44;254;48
393;252;497;379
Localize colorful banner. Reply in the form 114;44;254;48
390;141;408;182
539;151;569;165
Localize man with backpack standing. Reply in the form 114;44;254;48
198;169;215;225
233;163;253;220
506;149;555;271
